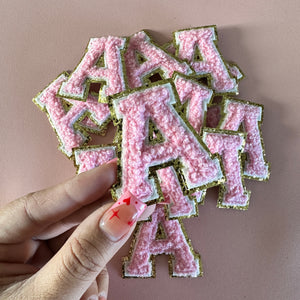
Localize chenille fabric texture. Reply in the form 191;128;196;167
33;26;269;278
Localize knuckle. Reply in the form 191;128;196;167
63;237;105;281
98;266;109;282
62;179;83;209
101;267;109;278
21;193;40;226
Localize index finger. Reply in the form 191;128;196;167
0;160;117;244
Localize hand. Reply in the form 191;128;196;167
0;161;150;300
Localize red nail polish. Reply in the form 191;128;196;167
99;192;146;242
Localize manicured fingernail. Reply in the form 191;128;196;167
99;192;147;242
106;157;118;165
98;292;107;300
87;296;98;300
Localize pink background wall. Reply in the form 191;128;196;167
0;0;299;299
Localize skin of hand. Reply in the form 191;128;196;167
0;160;154;300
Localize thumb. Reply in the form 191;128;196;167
33;193;146;300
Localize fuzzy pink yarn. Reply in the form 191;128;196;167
74;147;116;173
174;73;212;133
33;28;270;278
155;75;212;216
203;130;250;207
175;27;238;93
80;116;101;132
59;36;126;100
64;94;110;127
34;74;110;157
157;167;195;217
192;190;205;203
124;31;191;89
34;74;84;157
124;205;200;277
164;42;243;83
227;64;243;81
220;99;269;180
114;83;223;203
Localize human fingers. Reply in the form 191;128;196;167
0;240;40;263
0;160;117;244
80;280;98;300
0;263;38;276
138;204;156;221
32;194;146;299
46;227;77;254
32;200;154;271
35;193;111;240
96;267;109;300
24;229;77;270
37;196;153;241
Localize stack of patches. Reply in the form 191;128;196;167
33;26;270;278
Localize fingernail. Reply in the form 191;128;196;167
99;192;146;242
87;296;98;300
106;157;118;165
98;292;107;300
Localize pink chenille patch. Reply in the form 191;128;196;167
174;74;212;134
74;146;116;173
34;74;87;156
59;36;126;100
157;166;196;217
33;27;270;278
220;99;269;180
227;63;243;81
175;27;238;93
65;93;110;127
80;116;101;132
124;31;191;89
148;75;212;217
124;205;200;277
34;73;110;157
113;83;223;203
203;130;250;207
164;43;244;83
192;190;205;203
